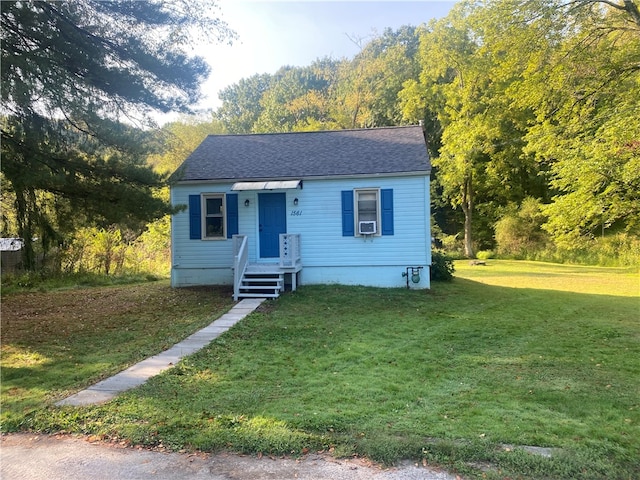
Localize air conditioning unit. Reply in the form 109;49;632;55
358;221;377;235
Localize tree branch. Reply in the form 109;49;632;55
564;0;640;28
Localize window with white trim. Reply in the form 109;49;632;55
203;193;226;238
355;188;380;236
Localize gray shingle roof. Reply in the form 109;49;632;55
171;126;430;182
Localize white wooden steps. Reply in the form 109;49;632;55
237;264;285;299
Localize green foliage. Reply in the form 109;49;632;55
475;250;494;260
494;197;549;258
397;1;551;258
126;216;171;276
217;73;274;134
530;233;640;267
216;28;422;134
430;250;455;281
0;0;235;270
56;218;171;277
402;0;640;260
148;118;227;175
61;226;126;275
510;0;640;246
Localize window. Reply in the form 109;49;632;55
342;188;394;237
356;189;380;235
203;194;225;238
189;193;238;240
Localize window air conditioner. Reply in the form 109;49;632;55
358;221;377;235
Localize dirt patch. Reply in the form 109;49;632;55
1;283;232;346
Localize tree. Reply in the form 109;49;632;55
359;26;422;127
254;64;335;133
399;2;503;257
215;29;423;134
511;0;640;246
1;0;235;269
326;27;421;129
217;73;273;134
148;116;227;175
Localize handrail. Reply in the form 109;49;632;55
233;235;248;301
279;233;301;268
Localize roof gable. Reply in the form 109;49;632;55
171;126;430;183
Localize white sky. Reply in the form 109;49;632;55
194;0;456;111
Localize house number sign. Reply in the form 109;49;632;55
290;210;303;216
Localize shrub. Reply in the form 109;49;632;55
430;250;455;281
495;198;549;258
476;250;495;260
532;232;640;266
439;235;465;259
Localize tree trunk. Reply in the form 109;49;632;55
461;173;474;258
14;187;37;271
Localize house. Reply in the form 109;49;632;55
170;126;432;300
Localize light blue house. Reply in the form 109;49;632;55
170;126;431;299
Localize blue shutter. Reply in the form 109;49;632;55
381;189;394;235
341;190;354;236
226;193;239;238
189;194;201;239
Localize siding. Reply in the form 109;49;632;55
171;183;236;270
293;177;429;268
170;175;431;287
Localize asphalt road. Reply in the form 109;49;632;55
1;434;460;480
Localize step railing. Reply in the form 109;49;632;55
232;235;249;301
279;233;301;269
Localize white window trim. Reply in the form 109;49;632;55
201;193;226;240
354;188;381;237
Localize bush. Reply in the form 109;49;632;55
532;233;640;266
476;250;495;260
430;250;455;281
438;234;465;259
495;198;549;258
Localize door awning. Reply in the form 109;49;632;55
231;180;302;191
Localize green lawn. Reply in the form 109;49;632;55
2;261;639;479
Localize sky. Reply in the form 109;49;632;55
195;0;456;111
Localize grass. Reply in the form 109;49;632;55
1;280;234;428
0;271;165;295
2;261;639;479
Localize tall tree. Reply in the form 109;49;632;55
216;73;273;134
513;0;640;246
148;117;227;175
357;26;421;127
1;0;234;269
254;64;334;133
400;2;498;257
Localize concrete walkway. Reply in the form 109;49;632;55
56;298;265;407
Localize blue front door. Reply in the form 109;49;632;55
258;193;286;258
